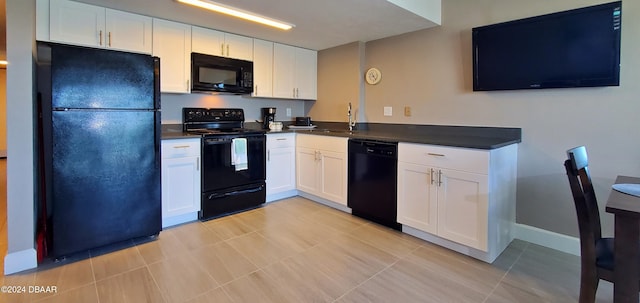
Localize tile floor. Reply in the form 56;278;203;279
0;196;613;303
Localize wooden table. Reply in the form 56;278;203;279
605;175;640;303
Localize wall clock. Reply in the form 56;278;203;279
365;68;382;85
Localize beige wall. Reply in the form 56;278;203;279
313;0;640;238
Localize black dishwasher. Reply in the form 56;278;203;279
348;139;401;230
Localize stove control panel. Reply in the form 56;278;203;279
183;108;245;123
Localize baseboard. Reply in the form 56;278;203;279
297;192;352;213
266;190;299;203
515;223;580;256
4;248;38;275
162;212;198;229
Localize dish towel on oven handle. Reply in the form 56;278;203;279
612;184;640;197
231;138;248;171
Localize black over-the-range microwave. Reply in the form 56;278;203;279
191;52;253;94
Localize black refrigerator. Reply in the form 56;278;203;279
37;42;161;258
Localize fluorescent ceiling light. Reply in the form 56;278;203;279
176;0;295;30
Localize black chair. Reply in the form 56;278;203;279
564;146;615;303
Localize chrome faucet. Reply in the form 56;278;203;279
348;102;356;131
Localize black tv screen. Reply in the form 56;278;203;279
472;1;621;91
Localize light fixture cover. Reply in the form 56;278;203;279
176;0;295;30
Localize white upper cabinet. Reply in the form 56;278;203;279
252;39;274;98
153;19;192;93
49;0;152;54
273;43;297;99
294;48;318;100
192;26;253;61
105;9;153;54
273;43;317;100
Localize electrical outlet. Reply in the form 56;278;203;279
383;106;393;116
286;108;292;117
404;106;411;117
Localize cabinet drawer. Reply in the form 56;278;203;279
398;143;489;174
162;138;200;158
296;134;347;152
267;133;295;148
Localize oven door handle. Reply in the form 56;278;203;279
204;138;233;145
207;185;264;200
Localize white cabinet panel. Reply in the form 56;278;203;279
192;26;253;61
397;142;517;262
437;169;488;251
397;162;438;234
153;19;192;93
252;39;274;98
296;134;347;206
266;133;296;201
161;138;201;228
105;9;152;54
49;0;152;54
273;43;317;100
50;0;105;48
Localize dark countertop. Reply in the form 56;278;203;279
162;122;522;150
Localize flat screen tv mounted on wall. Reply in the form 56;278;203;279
472;1;622;91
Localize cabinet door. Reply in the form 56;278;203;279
50;0;105;48
161;156;201;221
192;26;225;56
153;19;191;93
295;48;317;100
267;146;296;195
436;169;489;251
397;162;438;234
252;39;273;98
105;9;152;54
319;150;347;205
296;146;319;194
225;33;253;61
273;43;296;98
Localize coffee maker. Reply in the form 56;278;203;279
261;107;276;129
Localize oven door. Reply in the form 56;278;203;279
201;134;266;192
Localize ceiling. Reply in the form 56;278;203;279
70;0;440;51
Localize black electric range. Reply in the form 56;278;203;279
183;108;266;220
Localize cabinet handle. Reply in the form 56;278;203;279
438;169;443;186
99;30;103;46
108;32;112;47
197;157;200;171
255;85;258;95
296;88;300;98
293;88;296;98
172;145;190;149
427;153;445;157
227;44;230;57
267;150;270;162
221;43;225;56
430;168;435;185
276;138;287;141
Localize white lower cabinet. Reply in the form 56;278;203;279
161;138;201;228
296;134;348;207
266;133;297;202
397;143;517;263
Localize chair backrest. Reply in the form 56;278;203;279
564;146;602;257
